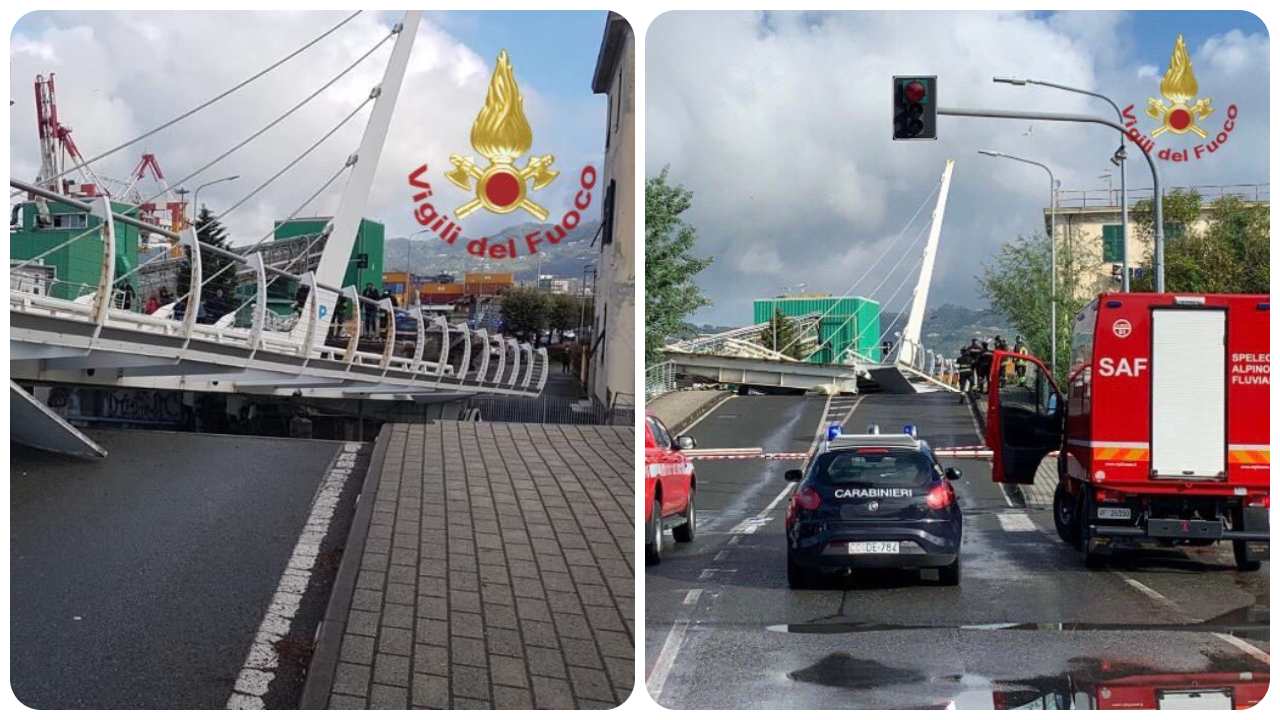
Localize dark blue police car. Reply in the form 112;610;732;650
784;425;964;588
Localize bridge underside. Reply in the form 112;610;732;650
665;351;864;394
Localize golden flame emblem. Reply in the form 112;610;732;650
1146;34;1214;138
445;50;558;221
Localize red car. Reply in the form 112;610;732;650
645;413;697;564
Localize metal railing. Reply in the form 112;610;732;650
10;179;549;398
1055;183;1268;210
645;360;676;400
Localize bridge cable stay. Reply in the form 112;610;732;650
112;94;375;289
796;211;934;361
159;161;352;313
134;30;394;230
771;179;940;358
24;10;363;195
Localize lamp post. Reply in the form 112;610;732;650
978;149;1059;377
191;175;239;232
993;77;1131;291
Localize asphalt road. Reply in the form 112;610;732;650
645;392;1270;709
10;429;366;709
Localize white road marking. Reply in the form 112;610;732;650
1114;573;1190;618
714;550;731;562
762;481;798;514
1212;632;1271;664
727;535;741;546
698;568;738;580
680;394;736;434
646;619;690;703
836;395;866;426
996;512;1036;532
682;589;703;606
225;442;361;709
997;485;1017;508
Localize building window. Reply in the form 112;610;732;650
1101;224;1124;263
52;212;88;230
601;180;616;247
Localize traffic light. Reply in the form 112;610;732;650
893;76;936;140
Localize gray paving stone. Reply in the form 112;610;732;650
373;653;410;687
328;693;366;709
451;664;491;701
378;626;413;656
368;683;407;709
532;674;576;709
339;633;374;665
331;662;371;697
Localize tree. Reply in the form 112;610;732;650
499;285;548;339
646;168;713;363
547;293;582;337
978;232;1091;384
1129;190;1269;293
759;308;814;359
175;205;239;317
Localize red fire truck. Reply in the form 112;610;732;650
985;292;1269;569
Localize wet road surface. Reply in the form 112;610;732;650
645;392;1269;709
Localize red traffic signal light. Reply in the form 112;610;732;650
892;75;937;141
904;80;927;103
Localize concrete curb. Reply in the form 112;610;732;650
664;391;732;436
298;425;393;709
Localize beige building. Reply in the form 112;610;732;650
588;12;636;419
1046;183;1268;296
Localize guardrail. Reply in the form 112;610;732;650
1055;183;1268;210
645;360;676;400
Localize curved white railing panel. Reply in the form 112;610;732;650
341;285;362;371
296;272;320;369
378;298;395;374
520;343;535;389
178;225;203;356
473;329;489;383
90;197;116;341
431;315;449;380
505;338;521;388
535;347;550;393
453;323;470;381
490;334;506;386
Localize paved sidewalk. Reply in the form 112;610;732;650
305;421;634;709
647;390;730;433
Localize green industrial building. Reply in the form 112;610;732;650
10;199;142;301
753;295;882;364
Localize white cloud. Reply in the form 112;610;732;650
647;11;1269;325
9;11;604;256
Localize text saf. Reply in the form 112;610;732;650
1098;357;1148;377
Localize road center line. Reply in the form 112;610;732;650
761;481;798;515
682;589;703;606
646;619;690;704
1212;632;1271;664
680;394;735;435
226;442;361;710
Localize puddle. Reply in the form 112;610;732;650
787;654;1269;709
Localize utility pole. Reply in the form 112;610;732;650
939;106;1164;292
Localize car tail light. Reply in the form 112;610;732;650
795;487;822;511
926;484;952;510
1247;495;1269;508
1095;488;1125;504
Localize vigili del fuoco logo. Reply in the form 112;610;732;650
1122;34;1239;163
406;50;597;260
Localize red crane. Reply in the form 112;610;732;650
33;73;107;197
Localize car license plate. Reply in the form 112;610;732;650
848;541;899;555
1097;507;1131;520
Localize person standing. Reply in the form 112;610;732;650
975;341;993;393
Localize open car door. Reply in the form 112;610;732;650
986;350;1063;485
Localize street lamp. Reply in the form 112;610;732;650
191;175;240;232
978;149;1059;377
994;76;1132;291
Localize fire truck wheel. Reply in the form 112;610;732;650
1078;492;1106;569
1231;506;1262;572
1053;483;1080;546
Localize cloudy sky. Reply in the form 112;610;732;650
647;10;1269;326
10;10;607;252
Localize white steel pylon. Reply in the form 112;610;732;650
897;159;954;368
294;11;421;345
